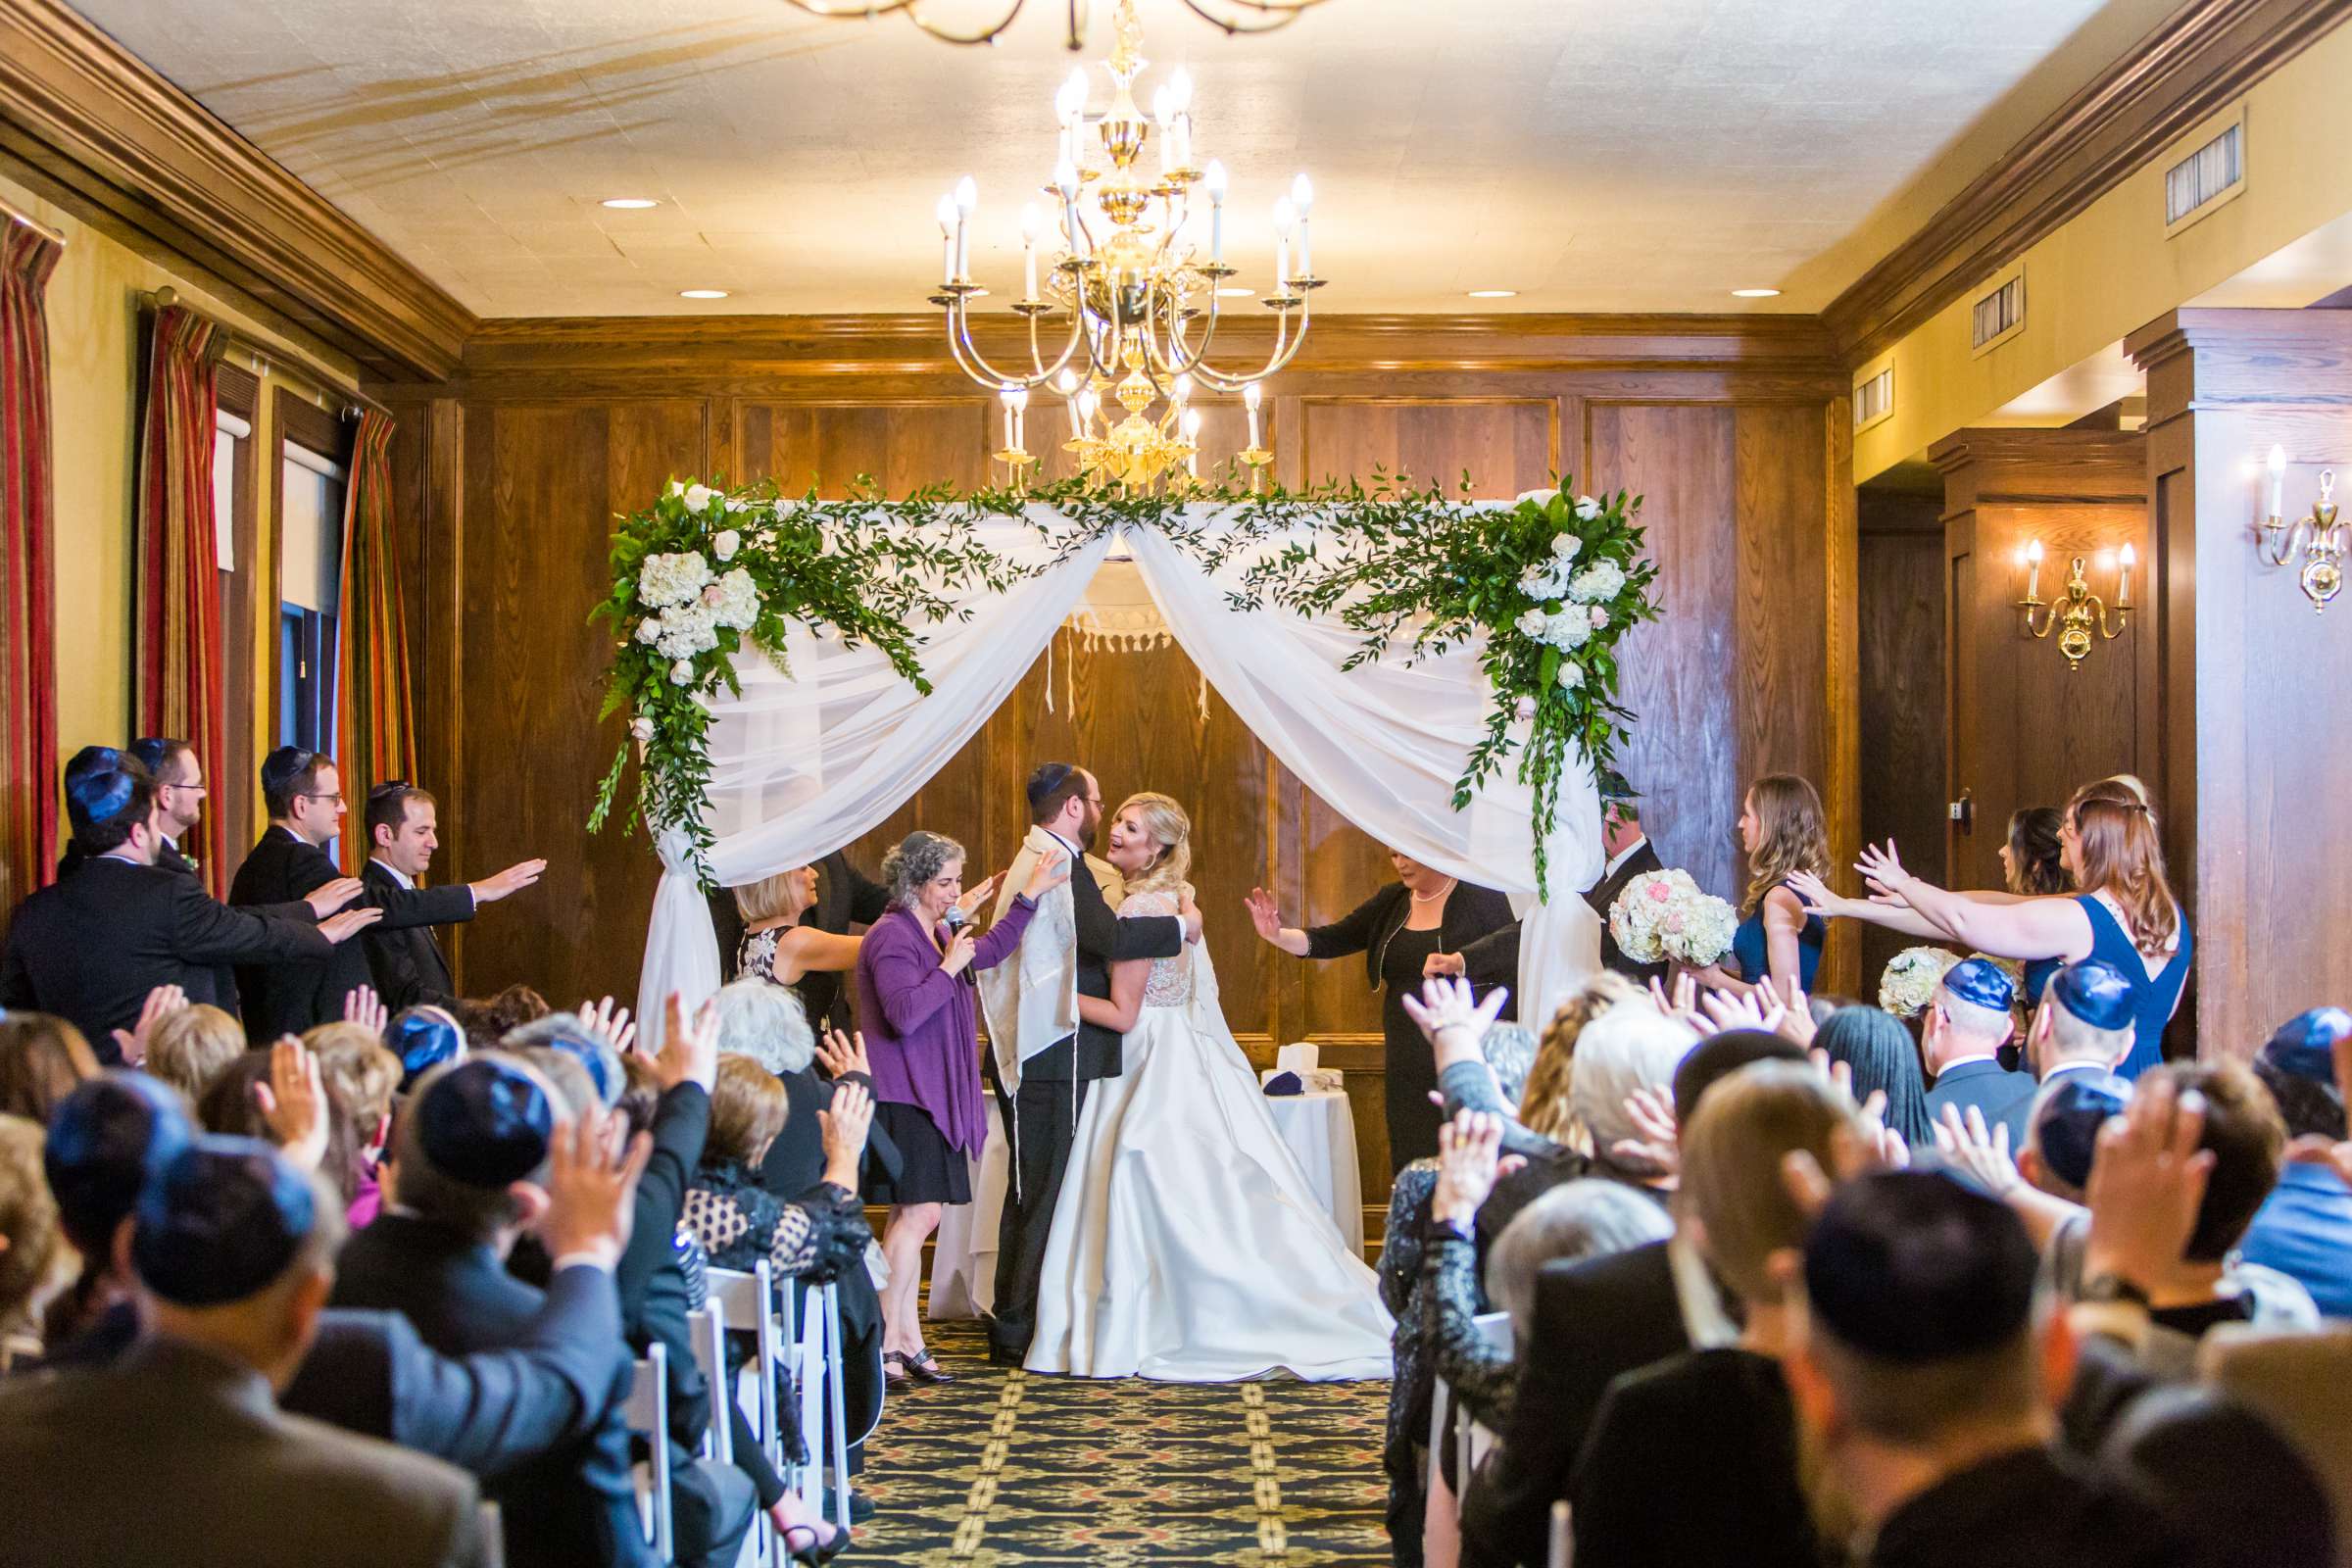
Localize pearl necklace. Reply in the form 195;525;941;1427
1409;878;1457;904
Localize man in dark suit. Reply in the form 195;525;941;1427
333;1057;656;1568
232;748;546;1040
360;781;506;1013
1583;775;1669;986
986;762;1195;1366
0;1136;492;1568
1;762;377;1055
1923;956;2036;1147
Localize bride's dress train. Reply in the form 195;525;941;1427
1025;890;1394;1381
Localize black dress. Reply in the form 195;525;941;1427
1381;925;1446;1167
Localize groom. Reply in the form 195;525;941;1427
980;762;1199;1366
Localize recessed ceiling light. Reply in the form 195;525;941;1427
679;288;730;300
1732;287;1782;298
1467;288;1518;299
600;197;660;210
1216;285;1253;297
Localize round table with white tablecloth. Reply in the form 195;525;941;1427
1258;1088;1365;1253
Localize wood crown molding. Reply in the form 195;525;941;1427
0;0;474;380
1823;0;2351;370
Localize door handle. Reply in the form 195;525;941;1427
1948;790;1974;832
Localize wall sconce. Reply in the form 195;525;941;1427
2257;444;2343;612
2017;537;2132;670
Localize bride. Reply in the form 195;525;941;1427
1025;791;1394;1381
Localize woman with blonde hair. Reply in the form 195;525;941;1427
142;1004;246;1103
1809;778;2189;1078
1027;792;1393;1381
733;866;871;1009
1686;775;1828;1000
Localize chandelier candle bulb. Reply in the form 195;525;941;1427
936;194;957;284
1273;197;1295;288
2118;543;2135;608
1205;160;1228;263
1020;203;1043;298
1057;69;1088;169
953;175;978;277
2270;443;2288;519
2025;538;2043;602
1244;380;1263;447
1292;173;1314;276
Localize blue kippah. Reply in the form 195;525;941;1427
2262;1006;2351;1084
62;745;122;785
416;1059;553;1187
2033;1072;2131;1190
2052;958;2137;1032
390;1007;466;1088
1939;957;2015;1014
546;1030;621;1105
132;1136;316;1306
1026;761;1075;812
65;765;140;834
43;1073;195;1248
1803;1170;2037;1363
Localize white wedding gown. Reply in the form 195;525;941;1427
1025;889;1394;1381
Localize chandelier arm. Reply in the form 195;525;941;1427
1174;0;1314;34
901;0;1030;45
776;0;922;15
945;300;1071;391
1020;303;1089;383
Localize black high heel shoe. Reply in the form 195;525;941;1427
782;1522;852;1565
903;1348;956;1385
882;1350;913;1389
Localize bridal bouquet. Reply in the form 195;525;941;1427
1609;869;1737;967
1878;946;1961;1017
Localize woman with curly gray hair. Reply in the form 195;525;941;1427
854;829;1069;1384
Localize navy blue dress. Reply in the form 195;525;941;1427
2079;894;2190;1079
1730;882;1825;994
2021;956;2063;1010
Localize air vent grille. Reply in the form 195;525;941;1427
1855;367;1893;429
2166;122;2243;227
1972;275;2025;349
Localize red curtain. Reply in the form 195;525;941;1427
334;409;417;867
0;222;63;923
134;304;226;891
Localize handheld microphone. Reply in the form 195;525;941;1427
943;905;970;933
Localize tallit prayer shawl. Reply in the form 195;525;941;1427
978;824;1124;1095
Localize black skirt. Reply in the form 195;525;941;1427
862;1101;972;1206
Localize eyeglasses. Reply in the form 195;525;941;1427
300;792;346;807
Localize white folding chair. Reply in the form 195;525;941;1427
706;1262;783;1568
820;1283;852;1534
685;1300;731;1464
786;1280;855;1532
622;1345;675;1564
476;1500;505;1568
1462;1311;1513;1476
1548;1498;1574;1568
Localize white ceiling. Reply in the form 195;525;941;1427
70;0;2178;317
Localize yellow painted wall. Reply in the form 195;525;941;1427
1854;17;2352;480
0;165;361;775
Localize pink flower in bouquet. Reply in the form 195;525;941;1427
1645;881;1672;902
1664;911;1686;933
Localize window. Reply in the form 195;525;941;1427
278;439;345;754
1970;271;2026;354
1854;366;1894;431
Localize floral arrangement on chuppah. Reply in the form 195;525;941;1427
590;474;1658;892
1607;868;1738;967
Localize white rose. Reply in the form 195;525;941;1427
1574;495;1602;520
1515;487;1559;508
713;529;741;562
1590;605;1610;630
669;659;696;686
1558;662;1585;691
1514;607;1550;639
1550;531;1584;562
683;483;717;513
723;498;750;514
629;715;655;743
1543;610;1592;650
634;616;661;646
667;479;685;498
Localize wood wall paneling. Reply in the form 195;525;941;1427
1855;486;1947;991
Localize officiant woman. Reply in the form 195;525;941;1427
857;831;1067;1383
1247;854;1516;1174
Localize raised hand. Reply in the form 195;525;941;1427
1933;1102;2020;1197
1433;1109;1506;1226
1244;888;1284;943
1398;972;1509;1053
1787;869;1844;917
470;858;549;905
2287;1026;2352;1190
1775;976;1818;1048
819;1080;875;1187
1855;840;1914;902
576;995;637;1058
343;984;389;1039
305;877;366;919
938;927;980;978
536;1108;654;1270
646;992;718;1093
1021;847;1069;902
254;1035;331;1175
956;870;1004;919
2083;1075;2213;1293
111;983;188;1065
813;1027;871;1081
1648;971;1704;1031
319;906;385;945
1609;1084;1681;1177
1423;951;1468;978
1699;986;1784;1037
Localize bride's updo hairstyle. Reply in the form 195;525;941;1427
1115;792;1192;899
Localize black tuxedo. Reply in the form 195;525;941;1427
360;858;460;1012
1460;1239;1690;1568
230;827;473;1040
333;1212;655;1568
988;849;1184;1361
0;855;331;1058
1585;839;1669;985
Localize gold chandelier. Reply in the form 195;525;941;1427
928;0;1322;493
781;0;1330;49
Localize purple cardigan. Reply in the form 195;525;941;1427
854;896;1037;1157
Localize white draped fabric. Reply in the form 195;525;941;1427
638;504;1602;1043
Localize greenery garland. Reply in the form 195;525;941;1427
591;473;1656;893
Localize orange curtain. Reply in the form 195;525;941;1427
0;221;63;925
134;304;226;891
335;409;416;867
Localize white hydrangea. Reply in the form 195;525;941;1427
712;529;741;562
701;567;760;631
1543;610;1592;650
637;551;712;610
1557;662;1585;691
653;603;719;661
1574;495;1602;520
1549;531;1584;562
1519;561;1571;602
1568;561;1627;604
1514;607;1550;639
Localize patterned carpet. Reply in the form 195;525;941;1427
855;1315;1393;1567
